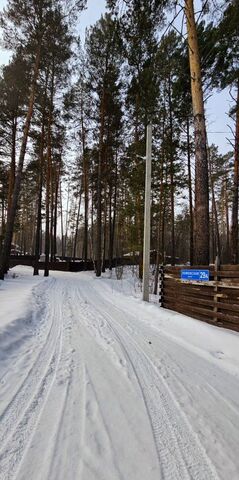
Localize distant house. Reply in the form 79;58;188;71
10;243;22;255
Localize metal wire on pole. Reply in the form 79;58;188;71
142;122;152;302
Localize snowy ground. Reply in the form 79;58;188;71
0;266;239;480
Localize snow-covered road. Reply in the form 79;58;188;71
0;267;239;480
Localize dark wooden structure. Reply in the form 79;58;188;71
160;264;239;332
8;255;142;272
9;256;95;272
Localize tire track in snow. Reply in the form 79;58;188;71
12;281;87;480
76;283;220;480
0;282;56;439
84;367;126;480
90;281;239;419
92;287;239;479
0;279;56;443
99;297;239;477
0;279;63;480
43;286;87;480
67;284;131;480
156;344;239;425
40;361;76;479
108;297;238;420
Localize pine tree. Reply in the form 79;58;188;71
0;0;50;279
184;0;209;265
0;54;29;221
211;0;239;263
85;13;123;276
0;0;86;279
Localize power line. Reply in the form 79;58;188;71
195;0;210;26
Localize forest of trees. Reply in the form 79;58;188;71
0;0;238;281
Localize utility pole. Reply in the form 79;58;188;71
143;122;152;302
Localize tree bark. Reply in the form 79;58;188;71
33;122;45;275
208;146;220;260
168;76;175;265
7;118;17;219
225;179;230;261
186;118;194;265
108;154;118;270
102;185;107;273
44;117;51;277
44;63;55;277
59;182;64;259
34;70;49;275
153;171;164;295
96;89;106;277
154;117;165;295
81;109;88;269
34;172;43;275
231;79;239;264
50;168;55;262
73;189;82;261
64;184;70;259
185;0;209;265
52;165;60;261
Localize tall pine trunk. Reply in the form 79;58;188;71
33;121;45;276
225;179;230;261
34;168;43;275
64;184;70;259
73;189;82;261
153;159;164;295
208;147;220;259
60;182;64;259
44;117;51;277
96;89;106;277
34;71;48;276
81;110;88;269
186;118;194;265
7;118;17;219
154;115;165;294
108;179;113;269
50;171;55;262
108;155;117;270
0;198;5;251
102;185;107;273
168;77;175;265
185;0;209;265
44;62;55;277
231;80;239;264
52;166;60;262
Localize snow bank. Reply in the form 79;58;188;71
93;267;239;377
0;267;47;366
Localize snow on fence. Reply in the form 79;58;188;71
160;265;239;332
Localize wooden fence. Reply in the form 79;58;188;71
160;265;239;332
8;255;141;272
9;257;94;272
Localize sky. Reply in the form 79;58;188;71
0;0;235;155
79;0;106;40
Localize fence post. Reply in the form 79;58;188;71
213;256;220;323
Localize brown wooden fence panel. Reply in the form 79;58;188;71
161;264;239;332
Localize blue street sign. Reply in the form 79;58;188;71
181;269;210;282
